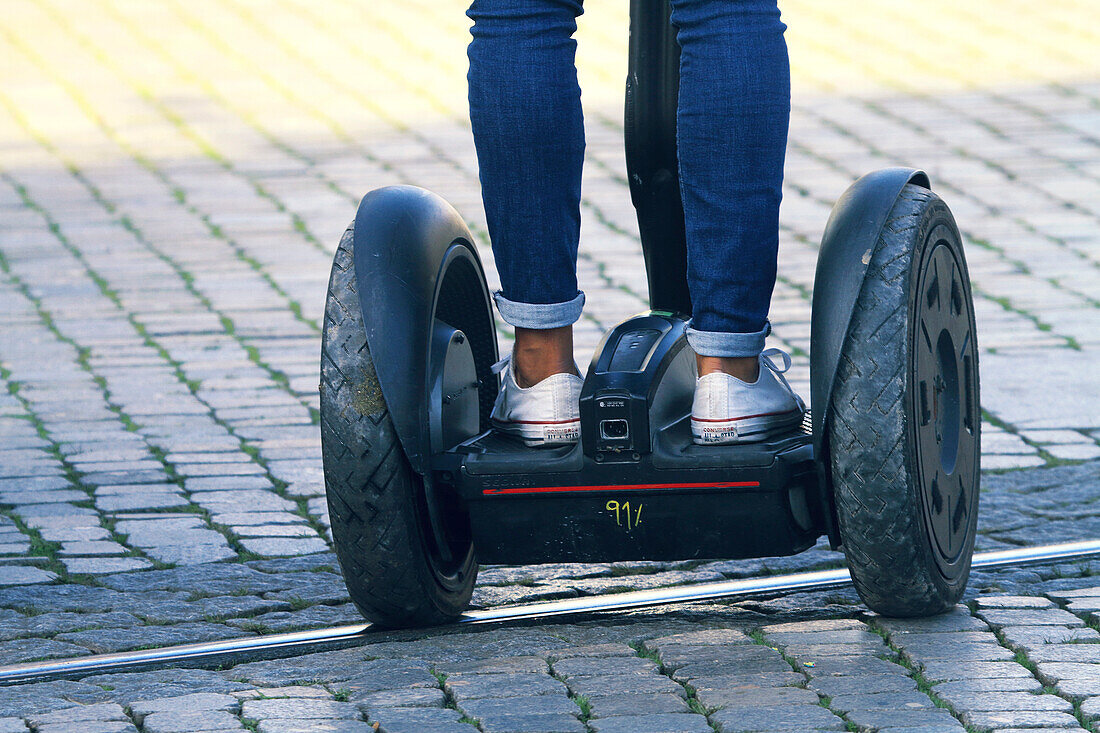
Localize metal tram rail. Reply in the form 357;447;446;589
3;539;1099;686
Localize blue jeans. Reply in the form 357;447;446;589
467;0;790;357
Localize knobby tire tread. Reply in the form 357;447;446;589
320;224;471;627
829;185;966;617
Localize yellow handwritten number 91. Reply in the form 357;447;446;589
605;500;643;531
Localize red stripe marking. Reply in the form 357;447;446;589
691;409;801;423
482;480;760;496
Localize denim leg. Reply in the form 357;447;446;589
670;0;791;358
467;0;586;330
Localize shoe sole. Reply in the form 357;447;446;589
492;418;581;448
691;409;804;445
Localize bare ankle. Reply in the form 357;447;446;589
512;326;576;387
696;354;760;383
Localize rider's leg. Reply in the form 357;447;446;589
669;0;791;369
670;0;804;444
467;0;585;388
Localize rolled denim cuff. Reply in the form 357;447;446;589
493;291;585;329
685;320;770;358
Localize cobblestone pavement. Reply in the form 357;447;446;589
1;0;1100;729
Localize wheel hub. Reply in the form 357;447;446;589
912;238;979;578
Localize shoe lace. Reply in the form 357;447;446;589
761;348;806;412
491;354;510;375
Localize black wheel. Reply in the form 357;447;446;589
830;184;980;617
320;223;479;627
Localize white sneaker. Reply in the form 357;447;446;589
490;355;583;447
691;348;806;445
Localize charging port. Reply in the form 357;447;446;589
600;419;629;440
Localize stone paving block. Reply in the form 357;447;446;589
1000;625;1100;648
438;656;549;675
959;710;1083;730
656;642;781;668
36;723;136;733
1;610;141;641
978;609;1085;627
761;619;867;633
190;490;295;513
184;476;274;492
1081;695;1100;720
224;603;358;632
0;638;92;664
671;657;794;681
551;655;657;677
645;628;750;647
873;608;989;634
257;721;376;733
354;687;447;710
446;673;566;700
58;540;129;556
0;489;87;504
586;692;689;717
1034;660;1100;686
709;704;846;731
458;695;579;721
902;643;1016;665
141;710;244;733
239;536;329;556
477;714;586;733
210;511;308;526
240;697;359;720
364;706;465;732
27;702;128;726
55;622;246;654
0;566;57;586
61;557;152;574
589;713;712;733
934;691;1072;713
129;693;241;724
827;690;935;713
809;673;919;697
232;524;318;537
94;492;188;512
144;543;237;565
99;564;296;595
234;687;334;700
0;680;110;718
992;729;1088;733
866;721;963;726
687;671;806;689
931;677;1042;695
798;655;903;677
34;717;136;730
846;708;964;730
694;686;819;708
766;628;882;647
564;673;685;699
782;640;890;658
917;659;1037;682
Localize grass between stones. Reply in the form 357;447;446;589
987;617;1100;733
629;639;720;733
429;668;483;728
747;628;859;732
545;657;592;727
0;66;334;561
